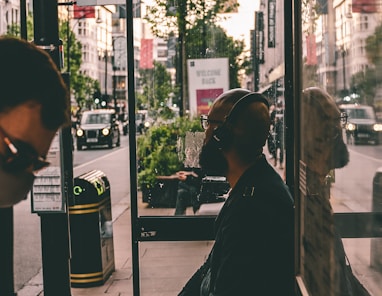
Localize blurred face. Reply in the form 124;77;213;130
0;102;56;207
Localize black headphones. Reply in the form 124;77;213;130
211;92;269;150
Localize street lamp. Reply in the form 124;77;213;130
341;14;348;94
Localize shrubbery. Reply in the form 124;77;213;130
137;116;203;189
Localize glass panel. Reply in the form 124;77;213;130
299;1;382;295
135;0;261;218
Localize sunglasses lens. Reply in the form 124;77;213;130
3;140;50;173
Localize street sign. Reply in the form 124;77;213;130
31;132;66;213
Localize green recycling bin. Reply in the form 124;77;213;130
69;170;115;287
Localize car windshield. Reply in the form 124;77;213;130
82;113;111;124
345;107;375;120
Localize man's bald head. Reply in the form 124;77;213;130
208;89;270;161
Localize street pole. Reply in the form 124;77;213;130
33;0;72;295
113;67;117;112
0;208;15;296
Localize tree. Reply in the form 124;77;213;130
350;69;376;106
349;23;382;106
366;23;382;84
145;0;244;112
139;61;173;109
59;20;100;109
6;13;33;40
186;20;246;88
145;0;237;39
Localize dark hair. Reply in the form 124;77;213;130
0;37;70;130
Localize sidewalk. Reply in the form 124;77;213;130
18;197;213;296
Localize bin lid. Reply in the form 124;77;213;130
73;170;110;205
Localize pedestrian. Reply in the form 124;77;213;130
178;88;294;295
0;36;70;208
174;169;203;215
270;99;284;169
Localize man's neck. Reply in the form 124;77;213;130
226;153;262;188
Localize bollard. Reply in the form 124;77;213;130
69;170;115;287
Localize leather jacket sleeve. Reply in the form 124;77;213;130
178;253;212;296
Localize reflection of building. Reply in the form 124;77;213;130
302;0;381;98
0;0;28;34
254;0;285;103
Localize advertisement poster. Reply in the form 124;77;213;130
187;58;229;116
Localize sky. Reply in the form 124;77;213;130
218;0;260;50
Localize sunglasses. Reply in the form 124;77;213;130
0;127;50;173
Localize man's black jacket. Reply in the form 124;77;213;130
178;155;295;295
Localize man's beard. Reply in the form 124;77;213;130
199;140;228;175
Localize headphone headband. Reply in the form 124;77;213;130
224;92;269;124
210;91;269;150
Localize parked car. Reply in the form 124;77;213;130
339;104;382;145
76;109;121;150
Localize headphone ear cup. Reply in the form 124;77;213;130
211;125;232;150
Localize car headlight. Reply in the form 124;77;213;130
144;121;151;128
76;129;84;137
373;123;382;131
346;123;356;131
102;128;110;136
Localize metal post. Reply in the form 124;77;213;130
33;0;72;295
341;14;347;94
20;0;27;40
125;0;140;293
113;68;117;112
0;208;16;296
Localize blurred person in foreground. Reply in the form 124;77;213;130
0;36;70;208
178;88;294;295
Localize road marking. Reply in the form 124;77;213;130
74;146;129;173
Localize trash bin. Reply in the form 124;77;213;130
69;170;115;287
371;167;382;271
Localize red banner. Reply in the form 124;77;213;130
73;5;95;19
352;0;378;13
306;34;317;66
140;39;154;69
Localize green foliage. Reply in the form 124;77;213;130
349;23;382;105
59;20;100;109
366;24;382;67
5;13;33;40
186;20;246;88
137;116;203;188
145;0;237;39
145;0;246;89
350;69;377;105
139;61;174;109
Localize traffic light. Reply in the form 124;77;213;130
101;94;110;108
93;90;101;106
